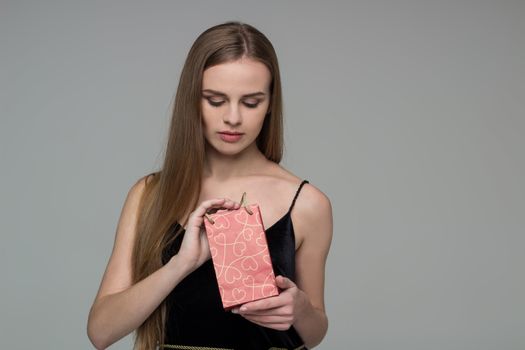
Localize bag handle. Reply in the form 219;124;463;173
204;191;253;225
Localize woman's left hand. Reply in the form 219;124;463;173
231;275;309;331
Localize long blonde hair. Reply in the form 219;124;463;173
131;21;285;349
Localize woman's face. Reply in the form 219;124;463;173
201;57;271;156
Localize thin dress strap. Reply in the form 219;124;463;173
288;179;309;212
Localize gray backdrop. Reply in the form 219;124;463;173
1;0;524;349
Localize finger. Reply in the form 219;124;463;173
203;198;226;209
239;297;286;312
275;275;297;290
205;198;240;210
241;314;292;324
189;198;242;227
222;198;241;208
193;198;227;218
239;305;286;316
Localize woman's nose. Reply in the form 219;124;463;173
223;103;242;125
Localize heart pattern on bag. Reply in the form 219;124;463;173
204;203;279;309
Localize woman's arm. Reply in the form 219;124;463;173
86;177;188;349
232;184;333;349
88;257;191;349
282;184;333;348
87;177;239;349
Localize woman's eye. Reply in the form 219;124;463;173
243;101;259;108
207;99;225;107
205;97;259;108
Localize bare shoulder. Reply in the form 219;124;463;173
266;163;333;249
267;162;331;212
128;173;153;203
136;171;157;191
296;181;331;215
118;171;158;246
119;173;156;218
292;180;333;249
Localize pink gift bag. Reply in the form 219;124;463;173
203;202;280;310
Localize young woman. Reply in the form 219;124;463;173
87;21;333;350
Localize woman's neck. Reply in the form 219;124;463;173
203;142;269;181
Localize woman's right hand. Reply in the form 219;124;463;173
173;197;240;274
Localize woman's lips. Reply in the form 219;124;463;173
218;132;243;143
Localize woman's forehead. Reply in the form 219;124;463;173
202;59;271;95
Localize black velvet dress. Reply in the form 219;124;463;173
160;180;310;350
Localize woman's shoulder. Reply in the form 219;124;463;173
267;163;332;249
132;171;160;192
140;171;159;185
124;172;160;207
266;162;328;204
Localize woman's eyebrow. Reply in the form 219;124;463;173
202;89;266;98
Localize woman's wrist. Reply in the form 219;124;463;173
291;289;328;349
167;254;194;279
295;288;312;321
